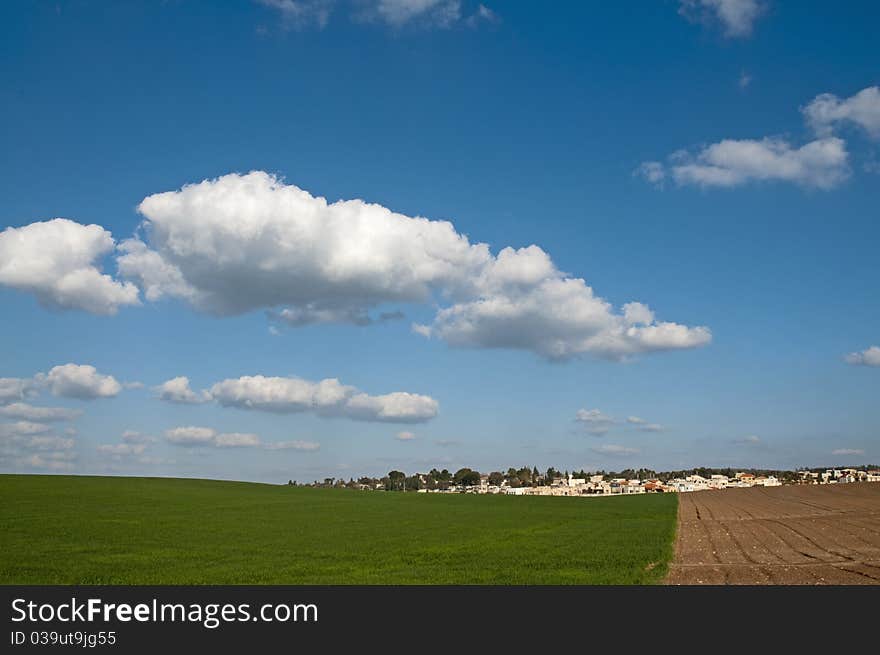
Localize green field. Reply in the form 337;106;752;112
0;475;678;584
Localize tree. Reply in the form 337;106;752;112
453;468;480;486
488;471;504;486
388;470;406;491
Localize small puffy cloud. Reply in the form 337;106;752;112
25;435;75;451
164;426;217;446
679;0;764;38
45;364;122;399
0;218;139;314
264;440;320;451
738;70;752;89
647;137;849;190
20;451;76;471
575;409;615;436
121;172;709;363
635;161;665;187
155;376;210;404
164;426;262;448
831;448;865;456
844;345;880;367
97;443;147;457
215;432;262;448
626;416;664;432
256;0;335;29
360;0;462;28
0;402;81;422
734;434;761;445
121;430;157;444
208;374;439;423
0;377;40;404
803;86;880;139
345;392;439;423
591;444;640;457
395;431;416;441
0;421;52;437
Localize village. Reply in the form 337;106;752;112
413;468;880;496
301;466;880;496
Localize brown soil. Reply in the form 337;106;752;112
666;483;880;585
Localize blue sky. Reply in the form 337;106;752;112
1;0;878;483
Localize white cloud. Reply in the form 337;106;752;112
424;249;711;360
120;172;709;362
626;416;664;432
0;402;81;422
45;364;122;399
591;444;640;457
396;430;416;441
738;70;752;89
831;448;865;456
215;432;262;448
164;426;262;448
25;435;75;451
635;161;665;187
803;86;880;140
361;0;462;28
208;374;439;422
121;171;489;316
0;218;139;314
657;137;849;190
257;0;497;30
256;0;335;28
264;440;321;451
679;0;764;38
121;430;157;444
19;451;76;471
0;377;40;404
155;376;210;404
735;434;761;445
97;443;147;456
844;346;880;367
164;426;217;446
0;421;52;437
575;409;615;436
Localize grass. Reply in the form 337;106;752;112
0;474;678;584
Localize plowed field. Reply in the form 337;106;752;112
667;483;880;584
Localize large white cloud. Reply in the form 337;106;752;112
0;219;139;314
208;374;439;423
653;137;849;190
845;346;880;367
420;248;711;359
803;86;880;140
679;0;764;38
44;364;122;399
120;171;489;317
0;402;82;422
119;172;709;361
